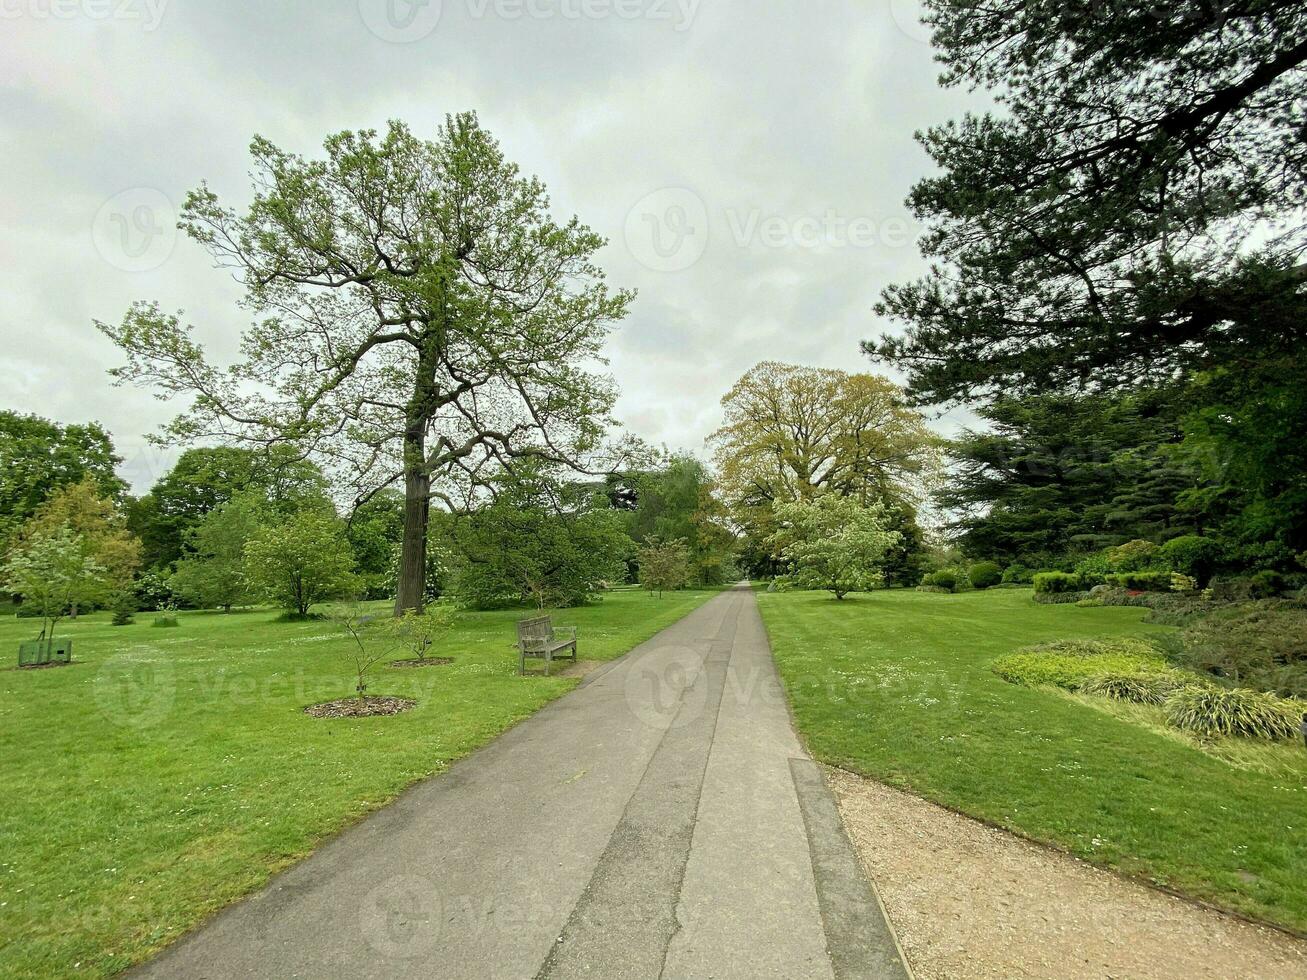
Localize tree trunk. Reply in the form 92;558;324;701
395;437;430;616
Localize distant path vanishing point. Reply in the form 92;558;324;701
131;584;908;979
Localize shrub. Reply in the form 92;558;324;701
968;561;1003;590
1079;671;1195;706
1177;600;1307;698
1091;586;1158;608
1144;594;1222;627
1032;590;1090;604
1073;552;1112;587
1105;570;1174;592
1163;686;1304;741
1033;571;1082;595
992;639;1168;689
1209;576;1254;603
152;614;179;628
110;593;136;626
1159;535;1222;582
915;584;951;594
1249;569;1285;599
922;568;959;592
1001;563;1033;584
1106;539;1164;573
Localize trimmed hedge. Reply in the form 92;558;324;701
1105;570;1173;592
1033;571;1082;594
1001;563;1033;584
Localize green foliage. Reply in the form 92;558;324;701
1160;536;1222;583
767;495;899;599
450;491;631;610
921;568;960;592
992;639;1168;689
1078;672;1194;706
932;392;1201;565
384;605;456;662
2;528;105;640
968;561;1002;590
1105;539;1163;573
243;507;357;617
128;446;327;570
1001;563;1032;584
346;490;406;599
19;476;141;604
1177;601;1307;699
169;492;265;611
1105;570;1174;592
110;592;136;626
1249;570;1285;599
0;411;126;548
1164;687;1303;742
637;537;691;597
1032;572;1082;595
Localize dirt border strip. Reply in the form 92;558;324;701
790;758;913;980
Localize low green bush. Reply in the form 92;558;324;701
1250;569;1286;599
1105;570;1174;592
1106;539;1165;573
969;561;1003;590
1163;686;1304;741
1033;571;1082;595
1032;590;1090;604
992;638;1168;690
1176;600;1307;698
1001;563;1033;584
151;614;180;628
921;569;959;592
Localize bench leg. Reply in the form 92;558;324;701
544;648;551;677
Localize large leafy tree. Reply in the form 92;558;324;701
0;412;125;546
868;0;1307;400
100;115;632;614
709;361;936;574
168;492;267;611
18;476;142;605
128;446;326;569
2;529;104;642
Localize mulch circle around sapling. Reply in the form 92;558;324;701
388;657;454;669
303;696;416;718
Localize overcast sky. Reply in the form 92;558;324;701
0;0;979;493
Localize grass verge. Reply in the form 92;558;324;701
0;586;719;978
756;588;1307;933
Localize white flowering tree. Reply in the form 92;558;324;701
767;495;899;600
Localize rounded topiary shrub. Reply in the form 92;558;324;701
1163;686;1303;741
922;569;958;592
1032;571;1082;594
1001;563;1033;584
1159;535;1222;583
969;561;1003;590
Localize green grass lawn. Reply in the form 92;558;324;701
757;588;1307;933
0;587;718;978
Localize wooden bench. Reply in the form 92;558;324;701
516;616;577;676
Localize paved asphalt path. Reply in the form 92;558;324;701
132;585;908;979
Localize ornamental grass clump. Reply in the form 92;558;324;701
1163;686;1304;741
1078;671;1195;706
